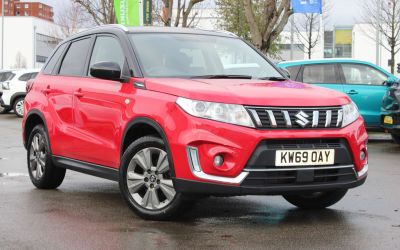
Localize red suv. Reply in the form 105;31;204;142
22;25;368;220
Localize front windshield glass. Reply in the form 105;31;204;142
129;33;283;79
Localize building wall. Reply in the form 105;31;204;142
0;16;61;69
0;0;53;22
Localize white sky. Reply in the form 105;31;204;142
35;0;365;28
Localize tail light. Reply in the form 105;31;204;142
26;79;34;93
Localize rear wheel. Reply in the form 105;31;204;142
27;125;66;189
392;133;400;144
13;97;25;117
283;189;348;209
0;106;11;114
119;136;191;220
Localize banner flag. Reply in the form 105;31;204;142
114;0;141;26
143;0;152;25
291;0;322;14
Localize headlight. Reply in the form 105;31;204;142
176;97;255;127
342;102;360;127
1;81;9;90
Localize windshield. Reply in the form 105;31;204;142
129;33;283;79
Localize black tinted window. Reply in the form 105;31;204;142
59;38;91;76
30;72;38;79
0;72;14;81
285;66;300;80
18;73;32;81
89;36;125;76
302;64;337;84
43;43;67;75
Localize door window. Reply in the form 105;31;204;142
43;43;68;75
302;64;337;84
284;66;301;80
89;36;125;76
59;38;92;77
341;64;387;85
18;73;32;81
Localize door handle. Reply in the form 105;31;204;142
42;85;52;95
73;89;84;98
346;90;358;95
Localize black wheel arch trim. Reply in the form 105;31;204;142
121;117;176;177
24;109;50;150
10;92;26;107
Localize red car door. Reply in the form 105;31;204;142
70;35;132;168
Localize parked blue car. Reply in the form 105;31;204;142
278;59;398;130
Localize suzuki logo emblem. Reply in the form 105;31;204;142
295;111;310;127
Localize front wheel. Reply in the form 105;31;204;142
283;189;348;209
391;133;400;144
119;136;192;220
13;97;25;117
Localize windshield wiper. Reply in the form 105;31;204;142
190;74;253;79
258;76;287;81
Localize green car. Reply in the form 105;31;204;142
278;59;397;130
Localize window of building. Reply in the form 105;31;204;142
302;64;337;84
59;38;92;76
24;3;29;8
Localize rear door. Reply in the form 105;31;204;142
299;63;344;93
70;35;130;168
41;37;93;158
339;63;389;128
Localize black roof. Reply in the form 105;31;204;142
66;24;237;42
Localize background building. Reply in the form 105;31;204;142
0;0;53;22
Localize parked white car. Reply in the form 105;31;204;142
0;69;39;117
0;70;17;114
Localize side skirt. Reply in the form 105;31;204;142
52;156;119;182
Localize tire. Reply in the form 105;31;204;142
0;106;11;114
119;136;192;220
392;133;400;144
27;124;66;189
283;189;348;209
13;97;25;117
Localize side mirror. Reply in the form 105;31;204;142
384;77;399;87
279;67;291;79
90;61;122;81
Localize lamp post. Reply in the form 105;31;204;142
2;0;5;69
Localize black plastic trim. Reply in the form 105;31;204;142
174;175;367;196
52;156;119;181
24;109;49;150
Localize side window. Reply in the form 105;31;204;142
59;38;92;77
89;36;125;76
341;64;387;85
43;43;67;75
18;73;32;81
284;66;300;80
30;72;38;79
302;64;337;84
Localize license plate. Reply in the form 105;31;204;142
384;116;393;125
275;149;335;167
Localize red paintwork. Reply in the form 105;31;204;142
23;75;368;185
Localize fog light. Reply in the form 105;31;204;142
360;150;366;161
214;155;224;167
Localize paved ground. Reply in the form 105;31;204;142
0;113;399;250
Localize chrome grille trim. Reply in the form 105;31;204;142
246;106;343;129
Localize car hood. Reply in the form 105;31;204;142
144;78;350;107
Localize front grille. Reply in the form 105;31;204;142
246;106;343;129
241;167;357;187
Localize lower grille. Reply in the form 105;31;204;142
241;166;357;187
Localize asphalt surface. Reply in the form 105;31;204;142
0;113;399;250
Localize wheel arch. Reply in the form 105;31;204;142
10;92;26;107
121;117;175;176
24;109;49;150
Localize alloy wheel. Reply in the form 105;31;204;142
15;99;24;117
126;147;176;210
29;133;47;180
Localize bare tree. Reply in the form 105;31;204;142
160;0;205;27
293;1;330;59
242;0;293;53
14;52;27;69
54;2;92;38
73;0;116;25
362;0;400;73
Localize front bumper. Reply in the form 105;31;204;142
382;111;400;133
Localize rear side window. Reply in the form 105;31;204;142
30;72;38;79
43;43;67;75
59;38;92;77
0;72;15;81
284;66;300;80
302;64;337;84
18;73;32;81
